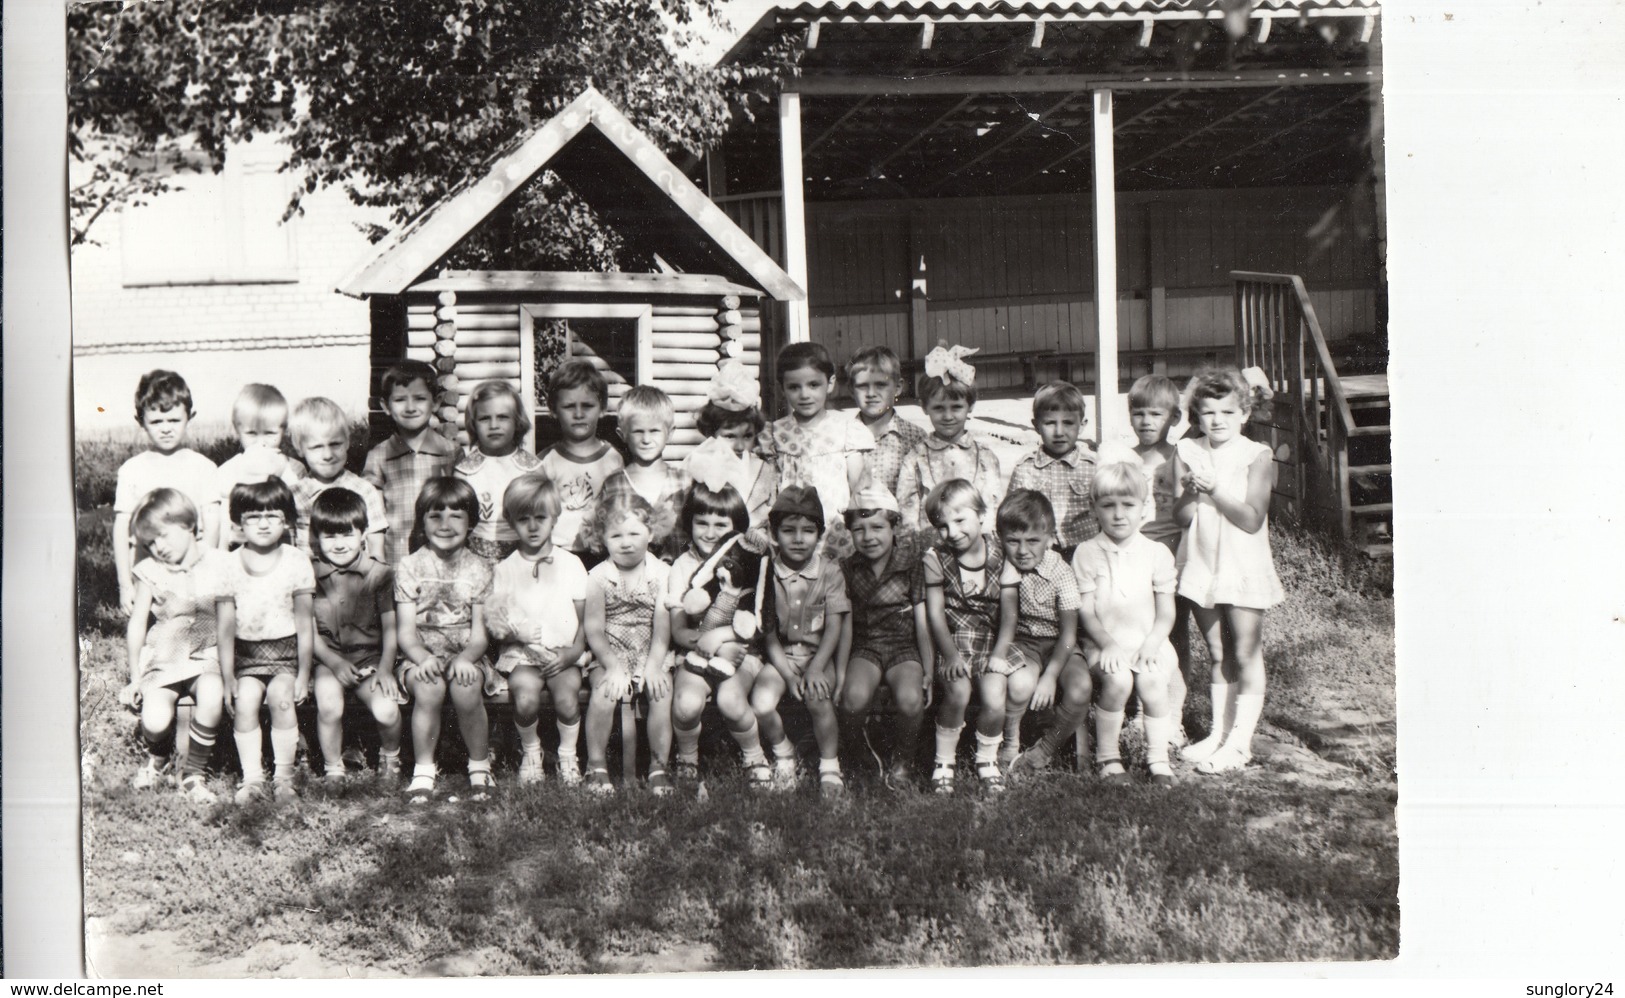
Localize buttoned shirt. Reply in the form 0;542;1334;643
1071;531;1177;648
998;548;1082;640
362;430;459;565
860;412;930;500
896;431;1003;533
768;552;850;650
1008;445;1100;549
292;471;389;556
312;553;394;653
843;528;928;647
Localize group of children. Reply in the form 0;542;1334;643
113;337;1282;806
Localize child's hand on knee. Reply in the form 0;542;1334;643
402;657;442;685
119;681;143;710
294;674;310;704
804;665;833;701
1030;673;1058;711
643;667;671;701
371;670;405;705
1098;643;1130;674
223;677;239;716
598;665;631;701
329;658;359;688
447;657;481;687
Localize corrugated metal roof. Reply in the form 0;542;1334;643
767;0;1376;19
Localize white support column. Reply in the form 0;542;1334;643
779;91;811;343
1091;88;1120;443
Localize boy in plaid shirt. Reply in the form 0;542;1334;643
363;362;458;565
846;346;928;501
1007;381;1098;559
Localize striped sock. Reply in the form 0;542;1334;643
181;721;219;779
141;721;174;763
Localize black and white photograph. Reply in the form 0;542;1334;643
62;0;1391;978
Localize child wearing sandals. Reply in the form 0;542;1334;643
484;473;588;786
581;492;674;794
752;486;850;796
394;478;497;803
1172;368;1284;774
122;489;229;804
919;479;1019;794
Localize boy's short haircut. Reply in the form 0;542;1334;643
134;370;195;421
502;472;562;524
1033;381;1086;418
695;401;765;439
310;487;369;537
288;397;351;451
228;477;298;525
1092;461;1150;503
842;505;903;530
996;489;1058;538
463;380;533;442
775;341;836;383
131;487;200;541
1128;374;1180;411
682;482;749;536
617;385;676;433
380;361;439;401
232;384;290;434
918;373;978;408
548;359;609;408
845;346;903;386
923;478;985;527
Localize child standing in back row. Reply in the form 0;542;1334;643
456;381;543;565
896;343;1002;535
846;346;928;502
1007;381;1098;559
113;370;219;614
686;360;773;537
212;384;307;550
289;397;388;555
1127;374;1190;747
592;386;688;562
537;360;623;564
363;361;458;566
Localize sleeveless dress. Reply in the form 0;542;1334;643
590;554;671;683
132;549;228;689
1176;436;1285;610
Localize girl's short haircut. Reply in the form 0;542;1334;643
288;397;350;451
842;505;903;530
681;482;749;537
695;401;765;439
1092;461;1150;503
845;346;903;386
463;380;533;444
134;370;194;421
923;478;985;527
918;373;977;409
776;341;836;383
310;487;369;537
617;385;675;433
548;359;609;407
1186;367;1252;425
996;489;1057;537
228;477;298;525
594;491;657;535
1033;381;1085;418
380;361;438;400
410;477;481;551
232;384;290;433
131;487;199;540
1128;374;1180;411
502;472;561;523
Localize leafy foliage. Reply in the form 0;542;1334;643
67;0;799;266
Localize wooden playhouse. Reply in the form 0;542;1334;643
336;87;804;460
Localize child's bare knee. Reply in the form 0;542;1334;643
371;699;401;727
892;685;923;717
413;680;446;708
715;686;747;720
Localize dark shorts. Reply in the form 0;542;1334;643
849;636;924;674
235;636;298;679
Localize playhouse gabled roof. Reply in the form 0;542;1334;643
336;87;804;301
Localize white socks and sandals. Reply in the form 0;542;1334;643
1179;681;1263;774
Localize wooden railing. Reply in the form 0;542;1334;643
1232;271;1357;540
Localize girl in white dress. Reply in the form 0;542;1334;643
1170;368;1285;774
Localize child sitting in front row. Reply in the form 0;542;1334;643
485;473;588;786
122;489;228;804
920;479;1018;794
582;492;674;794
753;486;850;796
1008;381;1098;559
113;370;219;614
838;485;933;785
456;380;544;564
289;397;388;556
212;384;306;550
215;479;315;804
896;343;1002;535
394;477;497;803
362;361;459;567
593;385;688;562
308;488;405;783
846;346;928;500
537;360;624;565
992;489;1084;770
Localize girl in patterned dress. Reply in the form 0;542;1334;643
395;477;496;803
582;492;673;794
755;341;873;560
920;479;1019;794
1171;368;1285;774
122;489;230;804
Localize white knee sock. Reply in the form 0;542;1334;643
515;720;541;755
1094;709;1125;764
235;729;264;783
1221;694;1265;757
1002;708;1024;753
1182;681;1235;762
730;719;766;765
1143;714;1173;774
555;720;580;760
269;725;298;779
674;723;701;765
974;730;1002;766
934;724;964;766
